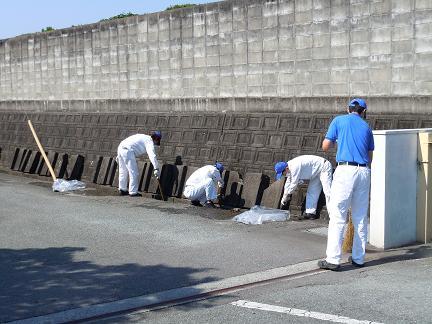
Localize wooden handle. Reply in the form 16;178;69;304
157;179;165;201
27;120;57;181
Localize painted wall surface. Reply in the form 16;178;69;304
0;0;431;113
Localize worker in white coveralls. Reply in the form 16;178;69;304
117;131;162;197
318;98;374;271
274;155;333;220
183;163;225;207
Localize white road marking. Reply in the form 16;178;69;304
231;300;384;324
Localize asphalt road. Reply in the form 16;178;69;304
107;253;432;324
1;171;431;323
0;171;327;322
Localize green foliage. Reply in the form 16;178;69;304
100;12;137;22
41;26;55;32
165;4;196;11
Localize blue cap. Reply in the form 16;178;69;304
152;130;162;139
215;162;224;173
274;161;288;180
349;98;367;110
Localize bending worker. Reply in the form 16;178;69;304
117;131;162;197
183;163;225;207
274;155;333;219
318;98;374;271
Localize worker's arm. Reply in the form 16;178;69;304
323;118;338;152
281;168;300;203
368;151;373;166
322;139;335;152
368;129;374;167
212;169;224;188
145;142;160;171
281;179;292;204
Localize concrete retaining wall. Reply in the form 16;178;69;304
0;0;431;111
2;108;432;215
1;0;432;214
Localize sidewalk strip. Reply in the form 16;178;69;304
11;260;325;324
231;300;383;324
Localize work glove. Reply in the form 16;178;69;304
280;194;292;210
280;201;290;210
153;168;160;179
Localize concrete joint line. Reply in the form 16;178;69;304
13;259;324;324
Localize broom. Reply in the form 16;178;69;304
342;209;354;253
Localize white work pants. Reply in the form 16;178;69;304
183;178;217;204
325;165;371;265
117;147;139;195
305;160;333;214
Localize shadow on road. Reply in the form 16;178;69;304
338;244;432;272
0;247;221;322
366;244;432;266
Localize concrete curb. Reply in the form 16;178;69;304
13;259;323;324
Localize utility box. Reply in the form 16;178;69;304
370;128;432;249
417;132;432;244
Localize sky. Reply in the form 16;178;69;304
0;0;214;40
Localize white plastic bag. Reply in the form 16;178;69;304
52;179;86;192
233;205;290;225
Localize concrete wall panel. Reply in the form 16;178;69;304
0;0;430;111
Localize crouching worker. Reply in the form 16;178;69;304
183;163;225;207
274;155;332;219
117;131;162;197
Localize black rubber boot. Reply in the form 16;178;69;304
119;189;129;196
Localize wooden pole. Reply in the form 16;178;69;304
27;120;57;181
157;179;165;201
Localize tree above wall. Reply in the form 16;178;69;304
41;26;55;32
36;4;197;33
99;12;137;22
165;4;196;11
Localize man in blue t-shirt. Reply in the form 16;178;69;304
318;98;374;271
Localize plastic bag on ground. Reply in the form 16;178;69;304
233;205;290;225
52;179;86;192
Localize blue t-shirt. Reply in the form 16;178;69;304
325;114;374;164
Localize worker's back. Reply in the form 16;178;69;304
120;134;152;157
326;114;374;164
185;165;219;187
288;155;327;180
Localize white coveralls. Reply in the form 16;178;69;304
282;155;333;215
183;165;224;205
117;134;160;195
326;165;370;265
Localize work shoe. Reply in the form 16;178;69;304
318;260;341;271
191;200;202;207
348;256;364;268
119;189;129;196
203;200;216;208
303;213;319;220
129;193;142;197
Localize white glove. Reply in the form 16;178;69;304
153;169;160;179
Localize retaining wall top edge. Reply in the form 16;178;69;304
1;96;432;115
